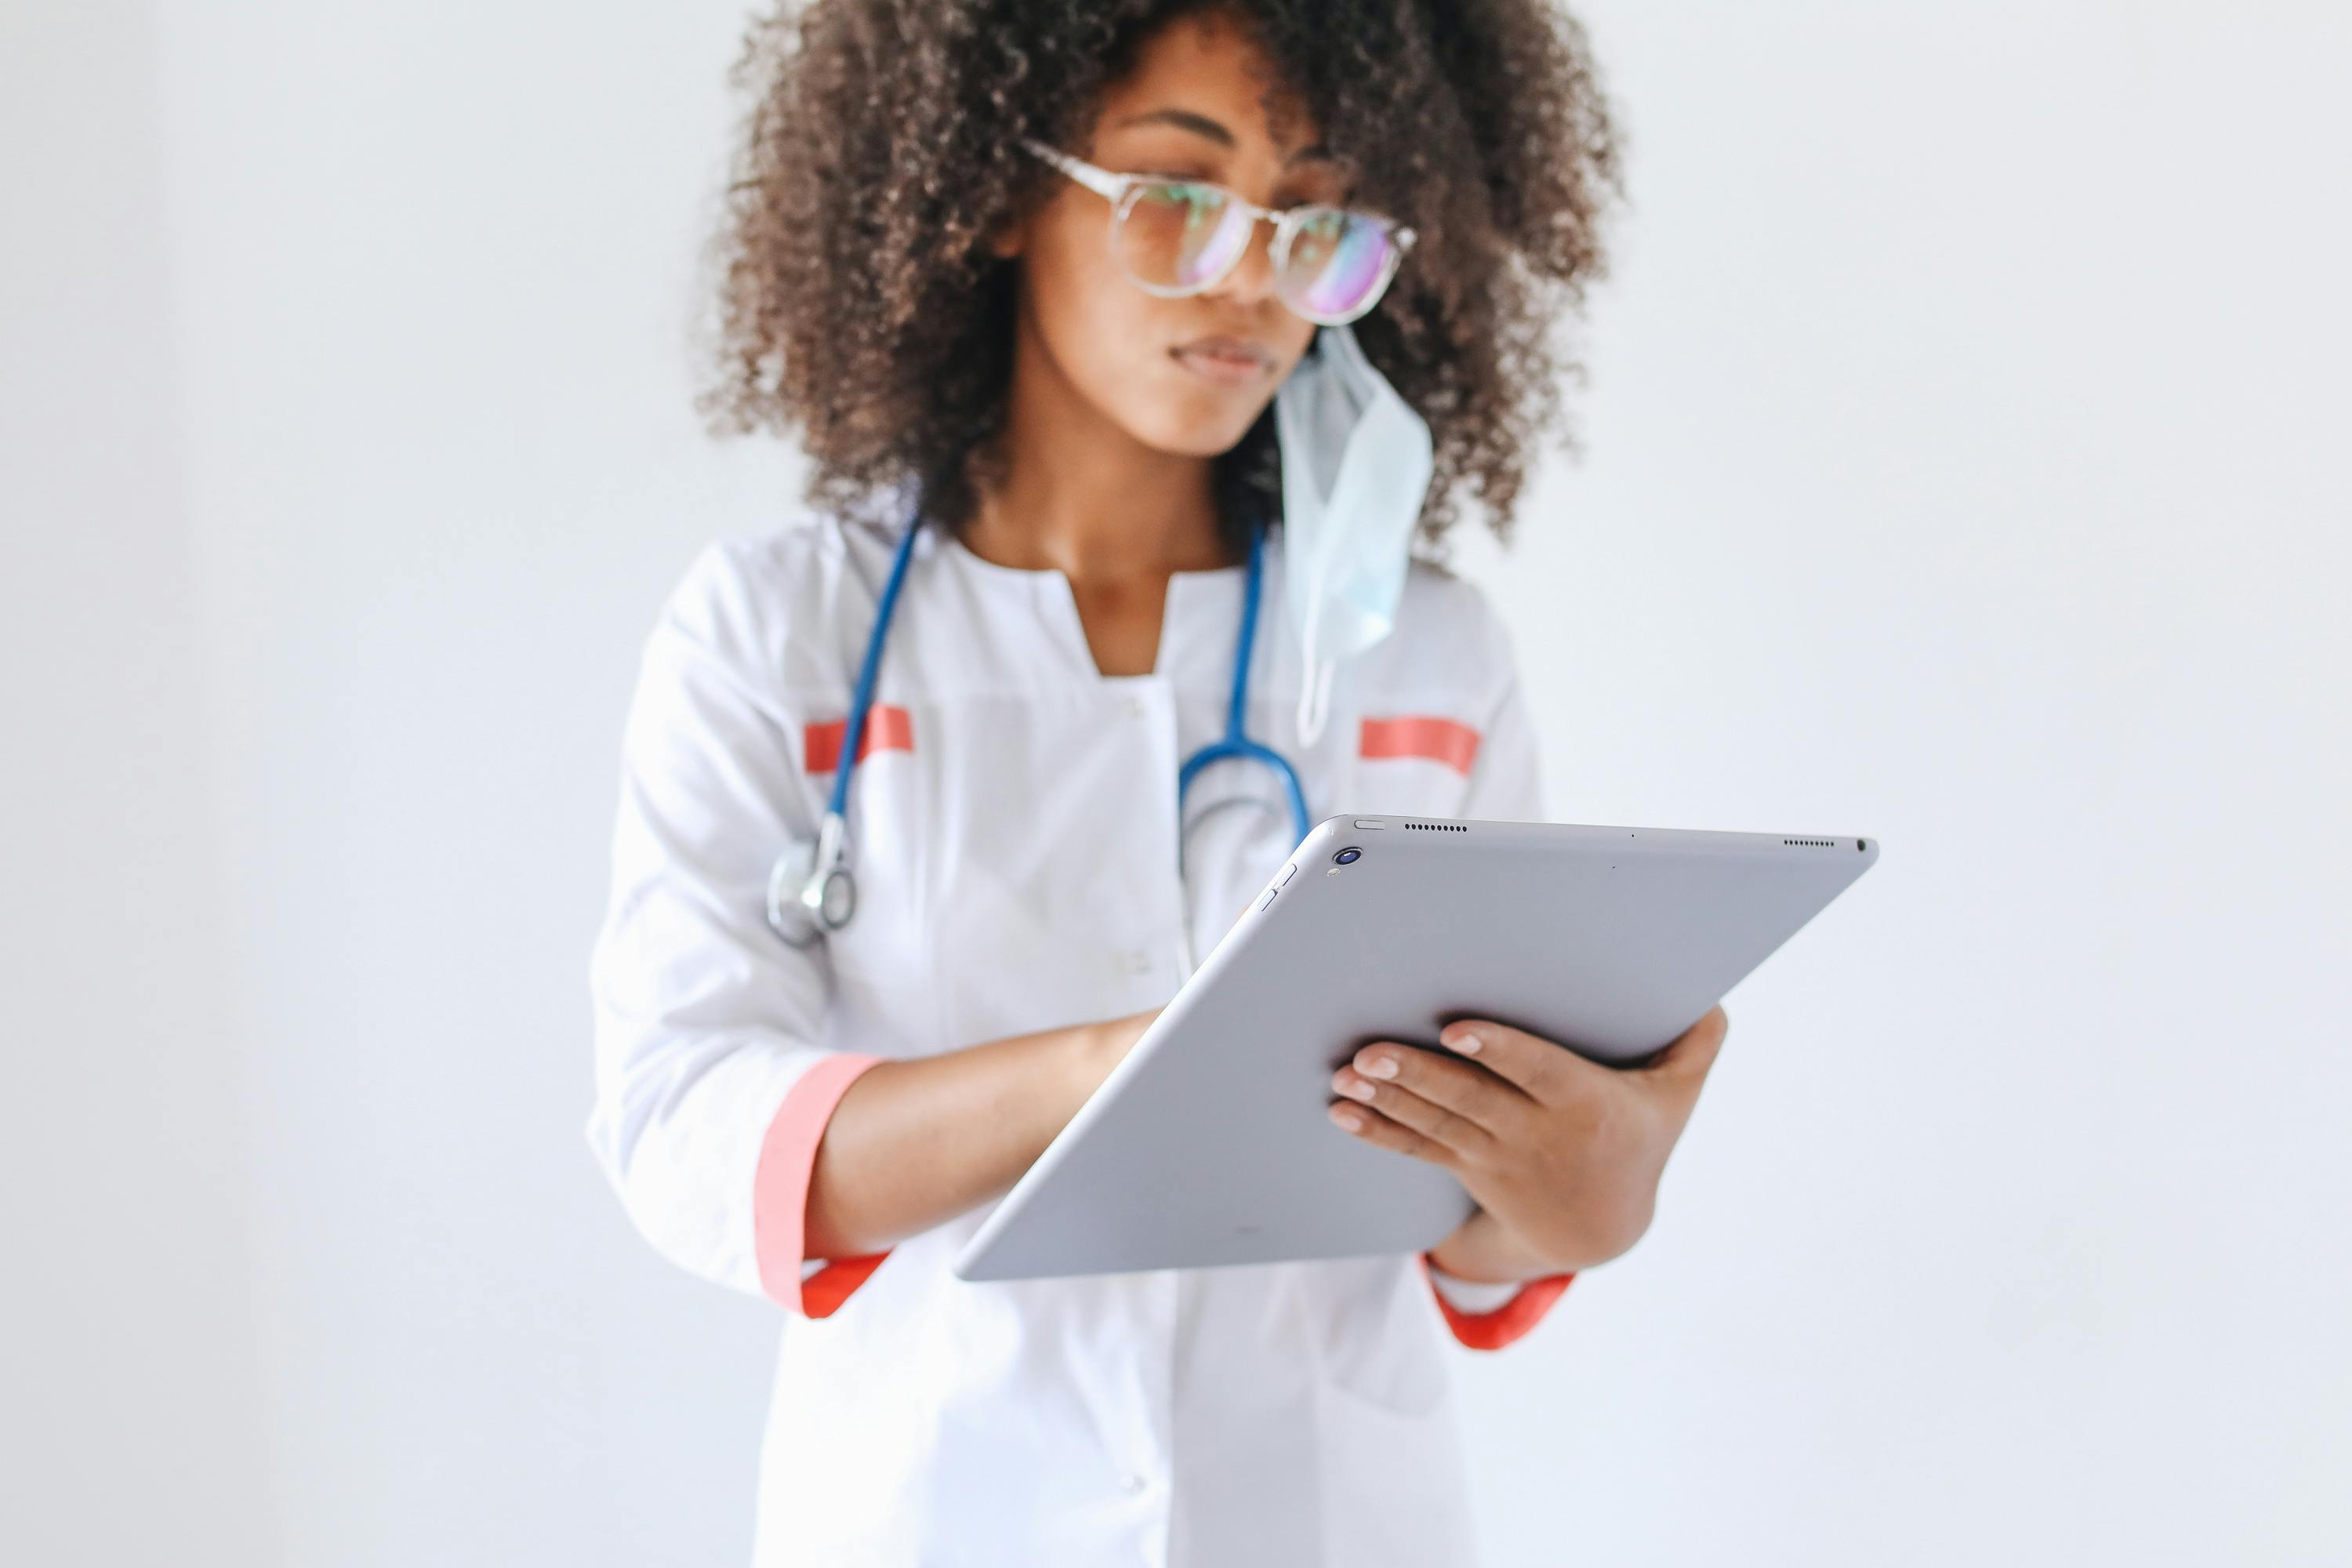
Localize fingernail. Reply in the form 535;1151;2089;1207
1336;1075;1377;1102
1442;1026;1483;1054
1330;1105;1363;1132
1361;1054;1399;1080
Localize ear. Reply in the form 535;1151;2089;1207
983;211;1026;261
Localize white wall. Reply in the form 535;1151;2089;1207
1446;7;2352;1563
4;2;2344;1564
1;7;273;1563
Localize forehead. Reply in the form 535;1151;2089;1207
1091;9;1319;158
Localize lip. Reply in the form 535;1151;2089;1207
1170;336;1276;387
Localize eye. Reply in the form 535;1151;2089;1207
1294;209;1348;241
1131;180;1233;232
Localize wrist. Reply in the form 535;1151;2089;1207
1430;1209;1576;1285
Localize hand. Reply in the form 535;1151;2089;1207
1327;1007;1730;1279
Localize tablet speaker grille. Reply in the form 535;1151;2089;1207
1783;838;1837;848
1403;822;1468;832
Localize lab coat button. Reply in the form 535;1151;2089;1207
1122;1472;1149;1494
1120;695;1148;719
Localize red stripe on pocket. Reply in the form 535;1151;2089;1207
1359;715;1481;775
804;705;914;773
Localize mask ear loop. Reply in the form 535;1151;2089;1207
1295;595;1338;748
1278;328;1351;750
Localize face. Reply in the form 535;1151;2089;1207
990;8;1346;457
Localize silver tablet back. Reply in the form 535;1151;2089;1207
956;815;1879;1282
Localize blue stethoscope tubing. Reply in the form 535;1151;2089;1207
764;505;1312;951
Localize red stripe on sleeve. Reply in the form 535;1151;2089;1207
753;1054;891;1317
804;705;915;773
1416;1253;1577;1351
1359;715;1481;776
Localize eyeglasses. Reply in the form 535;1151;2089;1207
1020;139;1415;326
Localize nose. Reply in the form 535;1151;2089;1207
1204;212;1280;307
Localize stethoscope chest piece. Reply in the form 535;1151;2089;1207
766;811;856;948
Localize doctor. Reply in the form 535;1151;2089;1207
589;3;1726;1563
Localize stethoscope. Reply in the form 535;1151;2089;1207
766;505;1312;975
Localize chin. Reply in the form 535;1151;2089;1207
1123;390;1270;459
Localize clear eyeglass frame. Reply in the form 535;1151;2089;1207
1019;137;1416;326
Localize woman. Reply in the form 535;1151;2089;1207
588;2;1728;1561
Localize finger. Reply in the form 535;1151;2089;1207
1436;1018;1602;1105
1328;1098;1457;1169
1348;1043;1523;1133
1331;1063;1494;1156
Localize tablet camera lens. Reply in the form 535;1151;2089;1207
1334;847;1362;865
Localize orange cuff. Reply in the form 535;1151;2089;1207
753;1053;890;1316
1417;1253;1576;1351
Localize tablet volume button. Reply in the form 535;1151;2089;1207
1278;863;1297;887
1257;888;1277;912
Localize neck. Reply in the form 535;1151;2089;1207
964;314;1231;585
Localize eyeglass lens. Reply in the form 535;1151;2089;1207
1116;182;1258;292
1114;180;1398;319
1280;209;1396;321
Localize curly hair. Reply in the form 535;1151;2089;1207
696;0;1624;554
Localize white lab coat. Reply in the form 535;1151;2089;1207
587;497;1570;1566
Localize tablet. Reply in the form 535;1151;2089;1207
953;815;1879;1283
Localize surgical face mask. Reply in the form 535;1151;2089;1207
1273;322;1436;746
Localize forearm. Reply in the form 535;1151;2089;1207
803;1014;1137;1258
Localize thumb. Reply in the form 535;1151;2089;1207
1645;1005;1729;1088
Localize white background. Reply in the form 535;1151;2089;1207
5;2;2345;1563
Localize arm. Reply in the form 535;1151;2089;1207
1332;658;1732;1339
804;1008;1156;1258
587;543;1161;1312
586;543;866;1308
1325;584;1715;1348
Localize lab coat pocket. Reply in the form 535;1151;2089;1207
1305;1258;1453;1414
1305;1262;1475;1564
